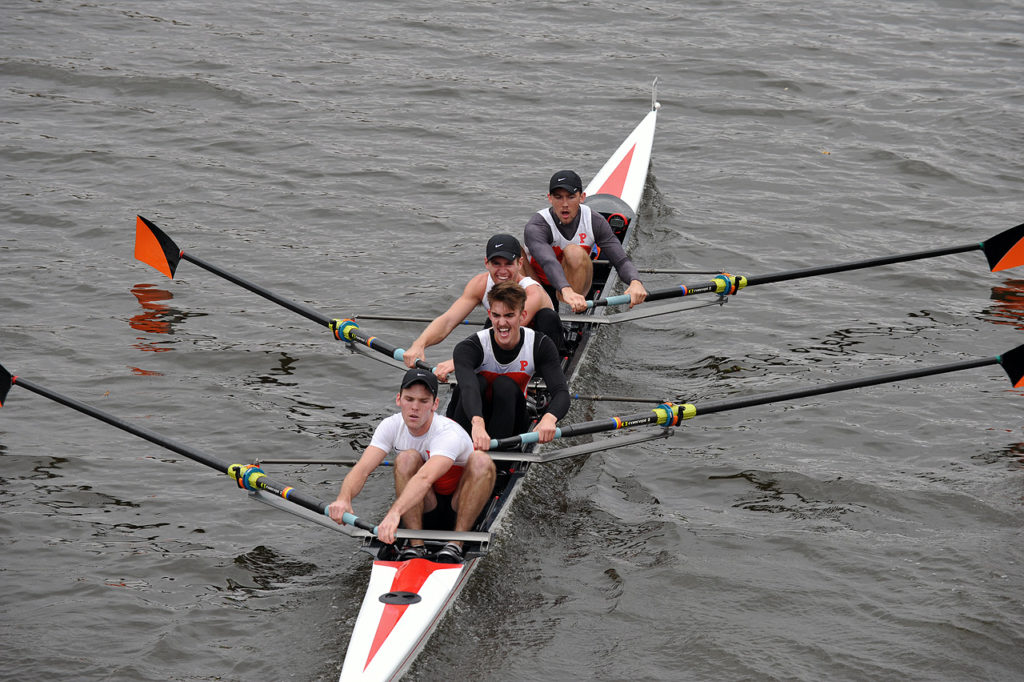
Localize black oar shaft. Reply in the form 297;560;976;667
15;376;232;473
489;345;1022;450
344;325;433;372
181;252;332;328
7;375;350;524
695;356;997;417
744;242;980;287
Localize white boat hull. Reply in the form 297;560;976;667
339;558;472;681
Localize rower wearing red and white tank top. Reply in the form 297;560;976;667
450;280;570;452
522;170;648;313
403;233;566;379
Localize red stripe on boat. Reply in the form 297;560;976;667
593;144;636;197
365;559;459;670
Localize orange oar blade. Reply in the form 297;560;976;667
1000;344;1024;389
983;221;1024;272
135;215;182;278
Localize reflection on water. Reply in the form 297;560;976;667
985;279;1024;331
128;284;208;356
128;284;209;374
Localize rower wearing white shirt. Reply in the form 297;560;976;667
327;368;495;564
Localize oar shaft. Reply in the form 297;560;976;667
695;356;997;417
14;376;233;473
344;325;433;372
488;346;1021;450
745;242;980;287
182;252;433;373
490;408;666;449
587;239;988;308
7;375;347;523
181;252;332;328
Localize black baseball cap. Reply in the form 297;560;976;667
486;233;521;262
400;368;438;397
549;170;582;194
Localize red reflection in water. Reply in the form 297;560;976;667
988;279;1024;331
130;284;173;336
129;284;174;365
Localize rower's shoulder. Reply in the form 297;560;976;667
461;272;488;298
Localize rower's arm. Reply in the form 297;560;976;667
592;212;642;285
377;456;452;544
404;275;485;367
522;282;553;326
328;445;388;523
535;336;571;420
592;213;647;307
524;214;572;292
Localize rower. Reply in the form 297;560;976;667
522;170;648;313
326;368;496;564
403;233;566;378
448;280;570;450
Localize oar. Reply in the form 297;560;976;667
489;344;1024;450
133;215;433;372
0;362;379;535
586;221;1024;308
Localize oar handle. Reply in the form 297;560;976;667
587;275;743;308
338;511;379;535
488;405;679;450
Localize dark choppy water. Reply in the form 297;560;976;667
2;1;1022;680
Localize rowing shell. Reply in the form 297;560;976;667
339;86;660;682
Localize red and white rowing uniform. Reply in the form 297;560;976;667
523;204;595;286
482;274;542;311
368;413;474;495
474;327;536;396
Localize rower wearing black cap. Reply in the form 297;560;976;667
522;169;648;313
327;368;496;563
403;232;566;380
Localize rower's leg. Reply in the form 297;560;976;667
449;374;490;437
486;375;528;440
393;449;432;545
559;244;594;298
530;307;566;356
450;450;497;535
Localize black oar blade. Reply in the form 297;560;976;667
982;221;1024;272
0;363;12;407
135;215;182;278
999;344;1024;388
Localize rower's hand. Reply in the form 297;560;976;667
532;413;559;444
402;345;426;368
471;418;491;451
560;287;588;313
327;499;354;525
377;509;402;545
625;280;648;309
434;359;454;383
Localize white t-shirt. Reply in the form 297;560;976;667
369;413;474;465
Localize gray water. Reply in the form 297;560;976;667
2;1;1022;680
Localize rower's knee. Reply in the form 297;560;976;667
466;450;496;479
393;449;422;476
561;244;591;268
490;375;521;406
